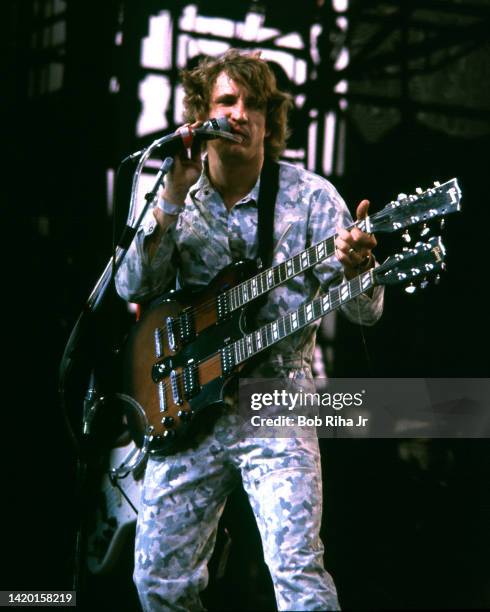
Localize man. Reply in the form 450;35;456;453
116;49;383;611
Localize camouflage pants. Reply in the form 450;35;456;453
134;411;340;611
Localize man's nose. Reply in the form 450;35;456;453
229;99;247;122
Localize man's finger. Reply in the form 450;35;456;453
356;199;370;221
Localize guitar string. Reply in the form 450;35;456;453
152;218;370;338
152;195;433;338
158;275;370;422
152;188;445;339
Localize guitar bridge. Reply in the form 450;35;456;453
166;316;177;352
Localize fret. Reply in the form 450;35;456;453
279;317;287;339
267;269;273;289
251;278;258;298
308;246;317;265
297;305;305;328
340;283;350;302
271;322;279;341
313;298;323;319
276;265;284;285
255;330;262;350
321;293;330;313
361;271;372;292
316;241;325;260
242;283;249;303
246;334;253;356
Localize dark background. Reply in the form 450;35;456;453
3;0;490;610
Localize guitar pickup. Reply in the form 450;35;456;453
166;316;177;352
183;360;199;399
154;328;163;358
220;345;235;375
179;308;195;345
170;370;183;405
216;292;231;321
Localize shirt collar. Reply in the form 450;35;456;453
190;156;261;207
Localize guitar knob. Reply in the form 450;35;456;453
162;416;174;427
405;283;416;294
397;192;407;201
163;429;176;439
402;230;411;243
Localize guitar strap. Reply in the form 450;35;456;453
241;157;280;373
257;156;280;271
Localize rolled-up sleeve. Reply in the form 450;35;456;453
308;181;384;326
115;207;177;304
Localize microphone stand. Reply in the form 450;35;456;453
59;126;240;596
58;133;176;596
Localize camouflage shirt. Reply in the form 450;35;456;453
115;160;383;369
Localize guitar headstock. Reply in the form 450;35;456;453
374;236;446;292
367;178;461;238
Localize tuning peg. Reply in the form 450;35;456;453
405;283;416;294
402;230;411;243
434;181;441;187
420;223;430;236
420;278;429;289
415;187;423;194
397;193;407;201
440;219;445;230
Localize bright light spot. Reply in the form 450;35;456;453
308;119;318;171
323;112;336;176
109;76;120;93
336;16;348;31
334;47;349;71
136;74;170;137
295;94;306;108
310;24;322;65
141;12;173;70
332;0;348;12
274;32;304;50
179;5;198;31
334;79;348;93
242;11;264;41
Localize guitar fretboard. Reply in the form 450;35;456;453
225;218;368;312
228;268;374;366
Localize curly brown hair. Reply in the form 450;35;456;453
180;49;293;160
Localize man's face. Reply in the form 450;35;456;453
206;71;269;164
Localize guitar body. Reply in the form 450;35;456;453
117;176;462;455
121;259;258;454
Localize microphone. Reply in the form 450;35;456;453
124;117;240;162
